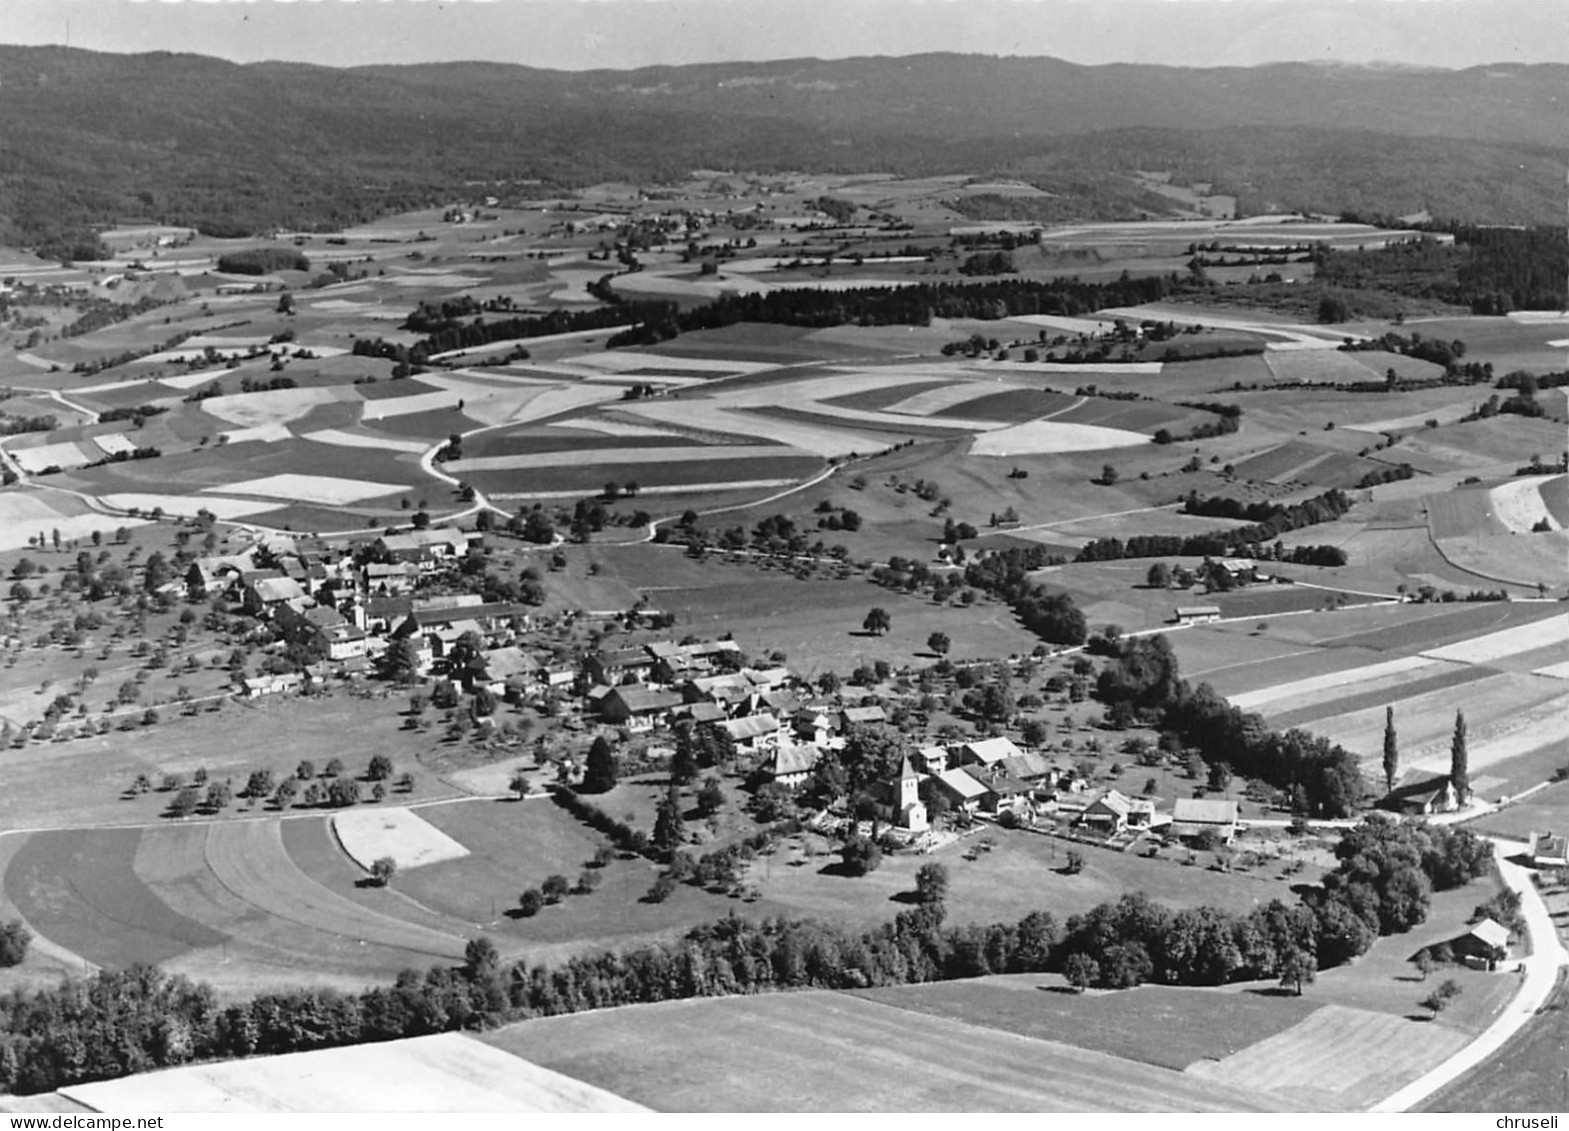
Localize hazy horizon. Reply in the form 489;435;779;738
4;0;1567;72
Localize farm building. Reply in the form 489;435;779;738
1079;789;1155;834
956;736;1024;769
913;745;949;775
926;766;993;814
596;685;684;730
239;672;305;698
1174;605;1223;625
760;744;821;788
1381;772;1460;817
276;603;368;661
242;574;309;617
366;561;418;595
1170;798;1240;844
721;712;783;753
1529;831;1568;868
1454;918;1512;968
681;701;728;726
841;704;887;728
376;526;470;568
587;647;658;686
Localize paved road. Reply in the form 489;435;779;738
1371;838;1569;1112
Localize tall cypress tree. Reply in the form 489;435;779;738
1382;706;1399;794
1450;709;1469;804
583;735;618;794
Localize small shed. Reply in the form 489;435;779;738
1457;918;1511;968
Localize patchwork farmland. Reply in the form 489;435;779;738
1;167;1565;1116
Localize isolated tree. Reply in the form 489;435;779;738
652;782;685;859
168;787;200;819
582;735;618;794
367;754;394;782
295;759;315;782
518;888;545;917
508;770;531;800
204;781;232;812
541;874;571;904
1064;848;1085;875
914;862;950;906
1422;979;1462;1018
324;757;345;779
1450;710;1469;803
1415;951;1436;982
840;833;883;876
926;631;951;657
862;607;891;636
370;856;397;887
1099;463;1119;486
272;777;298;809
695;775;725;818
1383;705;1399;793
0;921;32;967
327;777;360;807
1145;562;1171;589
1277;946;1316;996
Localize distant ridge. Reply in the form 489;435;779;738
1;46;1564;250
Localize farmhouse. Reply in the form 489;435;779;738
760;744;820;788
376;526;470;568
841;704;887;728
241;574;309;617
1453;918;1512;968
913;745;949;775
1170;798;1240;844
275;603;369;661
596;685;683;729
587;647;658;687
721;712;783;753
1381;772;1460;817
927;766;992;814
239;671;305;698
366;561;418;595
1529;831;1568;868
1080;789;1140;834
1174;605;1223;625
956;736;1024;769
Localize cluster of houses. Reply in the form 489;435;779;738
198;526;1246;849
187;527;535;695
570;638;1244;844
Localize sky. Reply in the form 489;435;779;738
3;0;1566;71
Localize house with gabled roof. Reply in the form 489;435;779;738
957;736;1024;769
1170;797;1240;843
1380;771;1460;817
722;712;782;753
597;684;684;730
760;744;821;789
840;704;887;728
927;766;992;814
1529;831;1568;868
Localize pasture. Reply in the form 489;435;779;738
481;991;1284;1111
857;975;1318;1070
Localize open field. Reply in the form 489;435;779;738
1185;1005;1469;1111
58;1032;647;1113
332;806;470;872
481;990;1283;1111
857;975;1318;1070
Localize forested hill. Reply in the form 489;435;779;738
2;47;1565;252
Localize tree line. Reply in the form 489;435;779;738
1076;489;1352;564
0;806;1493;1095
1095;634;1363;816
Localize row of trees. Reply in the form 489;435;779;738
1095;634;1363;816
1077;489;1354;564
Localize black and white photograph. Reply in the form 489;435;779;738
0;0;1564;1116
